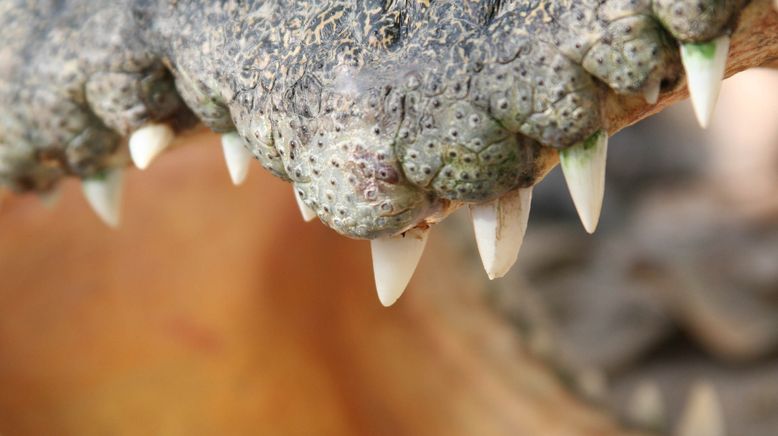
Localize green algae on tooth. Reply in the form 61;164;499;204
82;168;124;228
220;132;252;186
560;130;608;234
469;187;532;280
293;189;317;222
680;35;730;129
128;124;174;170
677;381;725;436
370;227;429;307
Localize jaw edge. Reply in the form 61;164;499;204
72;12;743;307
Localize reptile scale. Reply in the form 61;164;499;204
0;1;748;304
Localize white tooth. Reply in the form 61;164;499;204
677;381;725;436
129;124;174;170
220;132;253;185
82;169;124;228
39;188;61;209
294;189;317;222
627;381;665;429
370;227;429;307
469;187;532;280
643;81;661;105
560;130;608;234
680;35;730;129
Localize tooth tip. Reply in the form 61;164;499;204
470;187;532;279
129;124;174;170
681;36;730;129
221;132;252;185
375;276;405;306
692;103;713;129
132;158;149;170
628;381;665;428
677;381;725;436
560;131;608;234
82;169;124;228
294;189;318;222
643;81;661;105
377;291;400;307
371;228;429;307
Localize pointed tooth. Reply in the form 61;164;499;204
677;381;725;436
294;189;317;222
221;132;253;185
469;187;532;280
643;81;661;105
560;130;608;234
82;169;124;228
680;35;730;128
370;228;429;307
627;381;665;429
39;188;61;209
129;124;174;170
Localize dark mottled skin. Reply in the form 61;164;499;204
0;0;747;238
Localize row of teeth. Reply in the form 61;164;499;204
621;379;725;435
68;37;730;306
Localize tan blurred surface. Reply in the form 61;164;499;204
0;133;633;436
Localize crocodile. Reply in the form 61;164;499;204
5;2;778;435
0;0;767;306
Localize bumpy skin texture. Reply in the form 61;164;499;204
0;0;194;191
0;0;747;239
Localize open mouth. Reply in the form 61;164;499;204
2;1;778;434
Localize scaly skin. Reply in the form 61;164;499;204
0;0;748;238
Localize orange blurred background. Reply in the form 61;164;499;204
0;132;628;435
